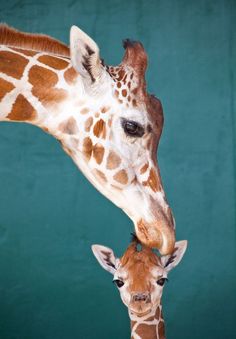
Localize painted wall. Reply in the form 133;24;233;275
0;0;235;338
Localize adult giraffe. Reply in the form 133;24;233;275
0;24;175;254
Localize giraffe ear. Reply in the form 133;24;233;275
70;25;103;83
160;240;188;272
92;244;119;274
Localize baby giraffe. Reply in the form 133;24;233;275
92;237;187;339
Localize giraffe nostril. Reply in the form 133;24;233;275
132;293;150;303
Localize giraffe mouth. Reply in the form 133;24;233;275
129;301;153;317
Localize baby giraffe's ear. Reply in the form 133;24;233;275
92;245;119;274
161;240;188;272
70;25;103;84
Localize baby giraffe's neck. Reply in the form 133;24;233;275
129;304;165;339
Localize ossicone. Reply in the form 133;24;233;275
121;38;148;78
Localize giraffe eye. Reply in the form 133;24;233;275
157;278;168;286
121;119;145;137
113;279;124;288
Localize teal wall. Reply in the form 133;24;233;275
0;1;235;338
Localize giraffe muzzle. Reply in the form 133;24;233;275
135;219;175;255
129;293;152;317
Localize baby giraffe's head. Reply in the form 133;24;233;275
92;238;187;317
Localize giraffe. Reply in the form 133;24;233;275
0;24;175;254
92;237;187;339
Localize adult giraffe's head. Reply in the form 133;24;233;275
0;24;176;254
92;237;187;317
68;26;175;254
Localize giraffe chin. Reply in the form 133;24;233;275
135;219;175;255
129;308;152;318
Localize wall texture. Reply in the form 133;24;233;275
0;1;235;338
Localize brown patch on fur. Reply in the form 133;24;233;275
0;77;15;100
29;64;58;87
142;168;160;192
136;324;157;338
93;143;105;164
117;69;125;81
114;90;119;97
59;117;78;135
132;99;137;107
29;64;67;107
83;137;93;160
84;117;93;132
122;89;127;97
0;24;70;57
158;320;165;338
0;50;28;79
93;119;106;138
81;107;89;115
113;169;128;185
145;315;155;322
101;106;110;113
106;151;121;169
117;81;121;88
33;87;67;108
7;94;36;121
64;67;78;85
38;55;68;70
140;163;149;174
11;47;37;56
155;306;160;319
94;169;107;183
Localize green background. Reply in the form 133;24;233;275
0;0;235;338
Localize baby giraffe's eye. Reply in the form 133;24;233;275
121;119;145;137
113;279;124;288
157;278;168;286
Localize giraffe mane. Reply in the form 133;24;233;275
0;24;70;57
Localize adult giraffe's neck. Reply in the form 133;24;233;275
0;45;116;207
129;305;165;339
0;45;80;131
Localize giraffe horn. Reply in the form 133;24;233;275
121;39;148;78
